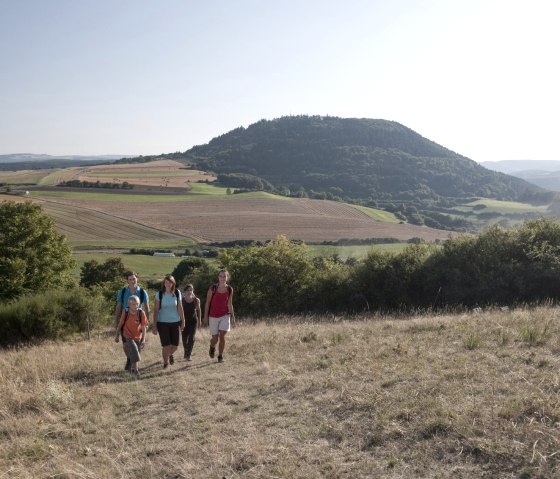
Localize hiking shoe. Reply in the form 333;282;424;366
186;355;192;361
218;355;224;363
183;352;189;359
209;345;215;358
124;358;131;371
169;355;174;365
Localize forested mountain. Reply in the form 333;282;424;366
182;116;547;205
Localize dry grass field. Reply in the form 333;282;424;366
3;160;451;244
0;160;449;243
2;307;560;478
37;200;186;243
50;160;214;188
27;193;449;243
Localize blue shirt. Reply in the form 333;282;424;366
117;286;149;312
156;290;182;323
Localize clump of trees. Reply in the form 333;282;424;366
0;202;110;344
58;180;134;189
0;202;75;301
173;219;560;317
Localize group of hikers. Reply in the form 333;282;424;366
114;269;235;376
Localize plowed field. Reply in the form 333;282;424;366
36;194;450;243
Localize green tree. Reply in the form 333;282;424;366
171;257;210;285
219;235;315;314
0;202;75;301
80;257;127;288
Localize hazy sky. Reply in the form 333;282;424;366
1;0;558;162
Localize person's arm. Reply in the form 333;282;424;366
152;296;160;335
178;292;185;331
114;301;123;329
115;311;125;342
203;287;212;325
143;293;150;326
228;288;236;328
140;312;147;348
196;298;202;327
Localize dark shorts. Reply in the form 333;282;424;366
157;321;180;347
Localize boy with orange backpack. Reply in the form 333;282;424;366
115;295;148;376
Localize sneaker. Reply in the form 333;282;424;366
183;351;189;359
169;355;174;365
218;355;224;363
124;358;131;371
186;355;192;361
209;345;215;358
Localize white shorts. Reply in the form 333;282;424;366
209;315;231;335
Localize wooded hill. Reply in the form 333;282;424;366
122;116;554;231
182;116;547;203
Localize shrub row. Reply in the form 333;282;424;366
1;287;111;346
172;218;560;316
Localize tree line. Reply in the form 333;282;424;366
2;201;560;345
58;179;134;189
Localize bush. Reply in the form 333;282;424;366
0;287;112;346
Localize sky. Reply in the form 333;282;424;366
0;0;559;162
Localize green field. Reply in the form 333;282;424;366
308;243;409;258
457;198;548;215
72;253;186;283
349;204;400;222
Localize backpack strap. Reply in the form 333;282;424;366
121;310;130;332
208;284;232;313
121;287;147;309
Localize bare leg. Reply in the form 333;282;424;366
218;331;227;356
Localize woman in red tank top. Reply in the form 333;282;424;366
203;269;236;363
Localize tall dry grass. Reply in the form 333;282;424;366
2;306;560;478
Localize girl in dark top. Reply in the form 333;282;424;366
181;283;202;360
203;269;235;363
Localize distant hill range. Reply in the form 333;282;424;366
0;153;132;171
482;160;560;192
173;116;547;205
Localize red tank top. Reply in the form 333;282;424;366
209;289;230;317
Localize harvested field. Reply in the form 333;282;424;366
74;160;214;188
37;200;185;242
0;169;56;184
0;193;31;203
35;194;450;243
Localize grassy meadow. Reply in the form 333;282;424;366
2;306;560;478
72;253;186;283
457;199;549;216
307;243;409;258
